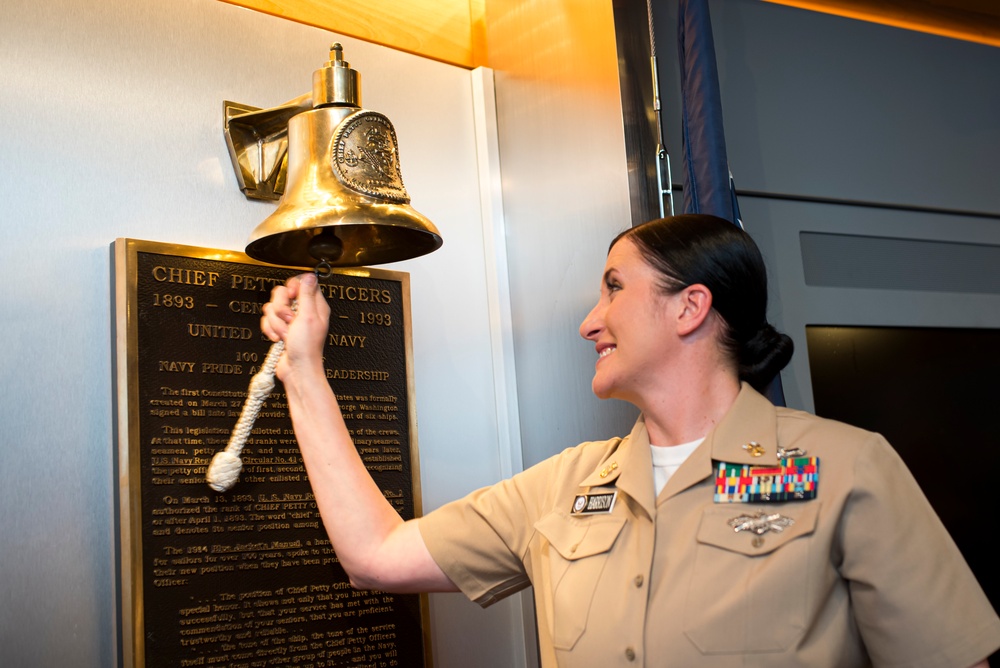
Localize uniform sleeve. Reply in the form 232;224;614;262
418;455;559;608
840;433;1000;667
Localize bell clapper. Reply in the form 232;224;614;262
307;228;345;264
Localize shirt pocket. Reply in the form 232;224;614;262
682;502;821;655
534;509;626;651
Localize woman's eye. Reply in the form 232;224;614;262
606;281;621;293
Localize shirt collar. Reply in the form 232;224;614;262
577;416;657;519
708;382;778;463
573;384;778;511
664;382;778;500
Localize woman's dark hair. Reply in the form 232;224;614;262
612;214;793;392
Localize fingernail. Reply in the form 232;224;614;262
302;273;317;286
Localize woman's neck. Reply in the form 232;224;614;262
640;369;741;447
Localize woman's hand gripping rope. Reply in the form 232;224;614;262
204;262;330;492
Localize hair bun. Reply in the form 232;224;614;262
738;324;793;392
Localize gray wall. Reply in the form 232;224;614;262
0;1;530;666
488;0;641;471
651;0;1000;410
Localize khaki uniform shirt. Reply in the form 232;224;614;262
419;385;1000;667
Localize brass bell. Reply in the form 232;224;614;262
226;44;443;268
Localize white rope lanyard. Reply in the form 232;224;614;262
205;339;284;492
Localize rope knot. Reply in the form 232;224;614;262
249;372;276;398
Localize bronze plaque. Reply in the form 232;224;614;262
112;239;428;668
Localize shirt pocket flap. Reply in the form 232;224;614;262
696;503;820;556
534;510;626;561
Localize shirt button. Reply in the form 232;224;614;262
625;647;636;661
633;575;644;588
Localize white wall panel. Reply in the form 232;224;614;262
0;0;523;665
486;0;640;473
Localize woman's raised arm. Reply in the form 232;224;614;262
261;273;457;593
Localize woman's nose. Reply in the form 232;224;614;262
579;302;603;340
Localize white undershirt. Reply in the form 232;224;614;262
651;438;705;496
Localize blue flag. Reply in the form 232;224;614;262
678;0;786;405
678;0;737;223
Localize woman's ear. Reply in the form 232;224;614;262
675;284;714;336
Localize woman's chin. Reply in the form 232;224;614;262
591;378;615;400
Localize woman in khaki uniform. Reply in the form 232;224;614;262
262;214;1000;667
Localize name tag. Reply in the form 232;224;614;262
571;491;618;515
714;457;819;503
